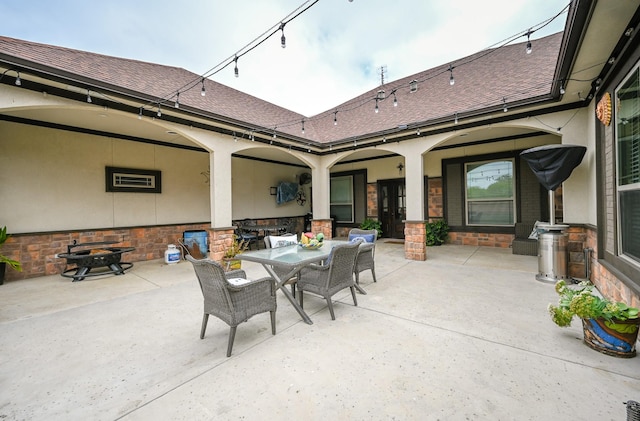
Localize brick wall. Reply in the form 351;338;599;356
404;221;426;261
3;223;210;281
447;232;514;248
428;178;443;218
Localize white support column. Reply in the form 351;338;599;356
311;164;331;220
404;152;425;221
210;151;233;227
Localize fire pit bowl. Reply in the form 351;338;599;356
58;241;135;281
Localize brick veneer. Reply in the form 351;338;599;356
447;232;514;248
2;223;210;282
404;221;426;260
311;219;333;239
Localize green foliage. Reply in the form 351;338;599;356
548;280;639;327
224;235;250;258
425;219;449;246
0;226;22;271
359;218;382;238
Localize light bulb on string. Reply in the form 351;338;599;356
138;107;143;120
449;64;455;86
374;99;379;113
234;56;239;78
15;71;21;86
334;111;338;125
525;29;533;54
280;23;286;48
392;91;398;107
157;103;162;118
86;89;92;103
502;97;508;112
301;119;305;134
174;92;180;108
201;79;206;96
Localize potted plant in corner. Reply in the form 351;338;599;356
425;219;449;246
548;280;640;358
0;226;22;284
222;235;249;271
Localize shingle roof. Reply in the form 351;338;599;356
0;33;562;144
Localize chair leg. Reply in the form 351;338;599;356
350;286;358;306
227;326;237;357
326;297;336;320
299;290;304;308
270;311;276;335
371;268;377;282
354;270;360;285
290;283;296;298
200;314;209;339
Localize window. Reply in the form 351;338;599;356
106;166;162;193
330;175;354;223
465;159;515;226
615;64;640;266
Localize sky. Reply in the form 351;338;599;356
0;0;569;116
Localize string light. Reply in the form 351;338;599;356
157;103;162;117
449;64;455;86
234;56;239;78
201;78;206;96
15;71;21;86
86;89;92;103
502;97;508;112
301;119;305;134
280;23;286;48
374;98;379;113
333;111;338;125
174;92;180;108
454;112;459;124
559;80;565;94
525;29;533;54
138;107;143;120
392;90;398;107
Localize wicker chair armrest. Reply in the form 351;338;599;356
225;276;274;292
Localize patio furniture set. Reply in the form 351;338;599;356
186;229;378;356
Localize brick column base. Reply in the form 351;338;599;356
209;227;235;263
404;221;426;261
311;219;333;239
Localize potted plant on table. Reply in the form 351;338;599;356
0;226;22;284
548;280;640;358
222;235;249;271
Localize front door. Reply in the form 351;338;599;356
378;179;406;239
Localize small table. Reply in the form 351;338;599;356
238;240;347;324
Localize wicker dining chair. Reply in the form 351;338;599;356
263;233;299;297
186;255;276;357
348;228;378;286
297;239;362;320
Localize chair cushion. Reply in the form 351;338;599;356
226;277;252;286
348;233;375;243
270;235;298;248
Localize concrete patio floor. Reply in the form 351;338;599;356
1;242;639;420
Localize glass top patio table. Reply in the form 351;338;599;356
238;240;347;324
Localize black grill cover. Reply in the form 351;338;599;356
520;144;587;191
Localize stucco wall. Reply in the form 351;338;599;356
0;121;210;233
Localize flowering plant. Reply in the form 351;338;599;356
548;280;639;327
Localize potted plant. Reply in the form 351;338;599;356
222;235;249;271
548;280;640;358
425;219;449;246
359;218;382;238
0;226;22;284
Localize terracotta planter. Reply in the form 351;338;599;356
581;317;640;358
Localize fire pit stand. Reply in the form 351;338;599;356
58;240;135;282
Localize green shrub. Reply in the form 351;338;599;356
425;219;449;246
359;218;382;238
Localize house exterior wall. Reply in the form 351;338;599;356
0;121;211;233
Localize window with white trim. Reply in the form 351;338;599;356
465;159;515;226
615;63;640;266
